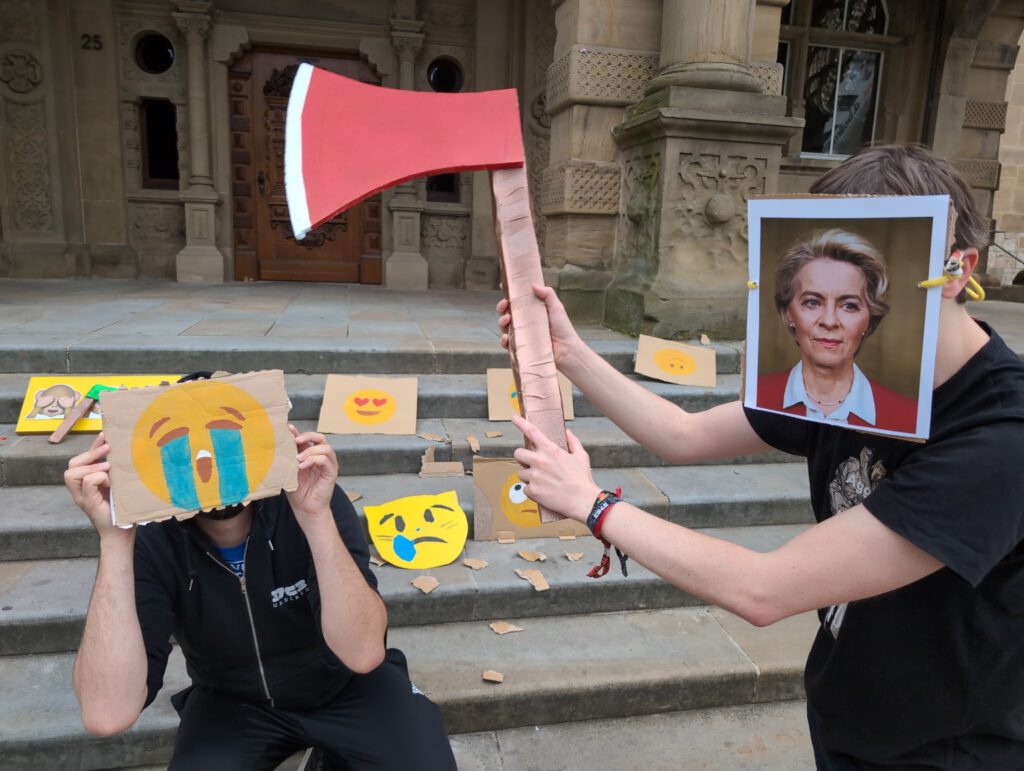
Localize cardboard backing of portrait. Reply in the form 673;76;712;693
744;195;954;442
101;370;298;526
472;458;589;541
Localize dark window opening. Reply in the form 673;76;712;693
135;33;175;75
427;58;464;93
426;173;459;203
140;98;180;189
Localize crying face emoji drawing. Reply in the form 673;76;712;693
130;381;275;512
365;490;468;569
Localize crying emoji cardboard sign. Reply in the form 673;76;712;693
365;491;468;569
101;370;297;526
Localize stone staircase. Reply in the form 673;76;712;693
0;336;818;770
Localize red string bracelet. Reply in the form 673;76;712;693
587;487;629;579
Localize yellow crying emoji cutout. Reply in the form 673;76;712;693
365;490;468;569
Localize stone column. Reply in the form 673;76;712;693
384;9;429;290
172;1;226;283
605;0;802;338
542;0;662;321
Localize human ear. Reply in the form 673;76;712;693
942;248;979;300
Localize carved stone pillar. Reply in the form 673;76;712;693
605;0;802;338
384;9;428;290
172;1;226;283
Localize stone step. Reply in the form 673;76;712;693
0;463;811;562
0;524;809;656
0;605;818;770
116;700;814;771
0;335;741;376
0;416;800;486
0;371;742;424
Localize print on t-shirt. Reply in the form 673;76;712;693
825;446;887;637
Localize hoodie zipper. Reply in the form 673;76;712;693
205;537;275;706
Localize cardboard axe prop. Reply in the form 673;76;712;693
284;64;568;521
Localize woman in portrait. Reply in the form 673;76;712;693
757;229;917;433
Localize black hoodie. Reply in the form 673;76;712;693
133;485;378;710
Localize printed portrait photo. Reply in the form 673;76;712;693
745;196;951;440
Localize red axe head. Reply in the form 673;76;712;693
285;63;525;239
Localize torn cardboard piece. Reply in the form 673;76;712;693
518;550;547;562
486;368;575;422
467;434;481;453
369;554;386;567
418;431;446;442
463;558;489;570
485;431;502;438
489;621;523;635
635;335;717;387
472;458;590;541
565;552;584;561
347;491;363;502
515;567;550;592
411;576;440;594
101;370;297;527
418;445;466;478
482;670;505;683
317;374;417;435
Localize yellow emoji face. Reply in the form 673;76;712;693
343;388;397;426
499;470;540;528
653;348;698;377
365;490;468;569
130;381;275;512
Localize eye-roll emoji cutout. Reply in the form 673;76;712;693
318;375;418;435
130;381;275;512
499;470;541;528
634;335;717;387
486;369;575;421
365;490;468;569
343;388;398;426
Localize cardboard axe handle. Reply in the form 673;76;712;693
492;166;568;523
48;397;95;444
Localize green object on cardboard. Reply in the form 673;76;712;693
85;384;119;401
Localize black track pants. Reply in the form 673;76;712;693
168;649;457;771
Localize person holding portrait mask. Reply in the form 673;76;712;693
757;229;917;433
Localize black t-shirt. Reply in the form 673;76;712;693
745;321;1024;769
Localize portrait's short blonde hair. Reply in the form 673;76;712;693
774;229;890;338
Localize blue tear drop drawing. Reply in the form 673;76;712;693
393;534;416;562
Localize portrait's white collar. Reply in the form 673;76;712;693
782;361;876;425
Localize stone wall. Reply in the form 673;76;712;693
992;32;1024;285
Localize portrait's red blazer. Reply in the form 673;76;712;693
756;369;919;434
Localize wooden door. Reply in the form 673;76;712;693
231;50;382;283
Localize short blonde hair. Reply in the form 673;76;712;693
774;229;890;337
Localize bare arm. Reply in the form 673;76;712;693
512;417;943;626
499;286;770;464
66;436;149;736
288;429;387;673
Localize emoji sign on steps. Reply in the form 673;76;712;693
343;389;397;426
365;490;469;569
318;375;418;435
499;470;541;528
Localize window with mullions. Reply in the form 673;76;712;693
779;0;890;158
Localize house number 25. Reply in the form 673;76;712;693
80;34;103;50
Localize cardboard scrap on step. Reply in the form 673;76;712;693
471;458;589;541
482;670;505;683
518;550;547;562
419;445;465;478
489;621;523;635
463;558;489;570
411;576;440;594
634;334;717;387
515;567;550;592
101;370;297;527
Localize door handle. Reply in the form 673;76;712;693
257;170;266;194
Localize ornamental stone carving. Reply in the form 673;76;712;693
6;100;54;232
750;61;782;96
392;0;417;21
422;0;474;34
0;0;40;45
130;203;186;243
0;50;42;95
421;214;468;253
541;161;621;216
547;46;660;115
954;157;1000;189
668;153;766;267
963;100;1008;131
617;151;661;264
393;33;425;64
173;12;210;44
973;41;1019;70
